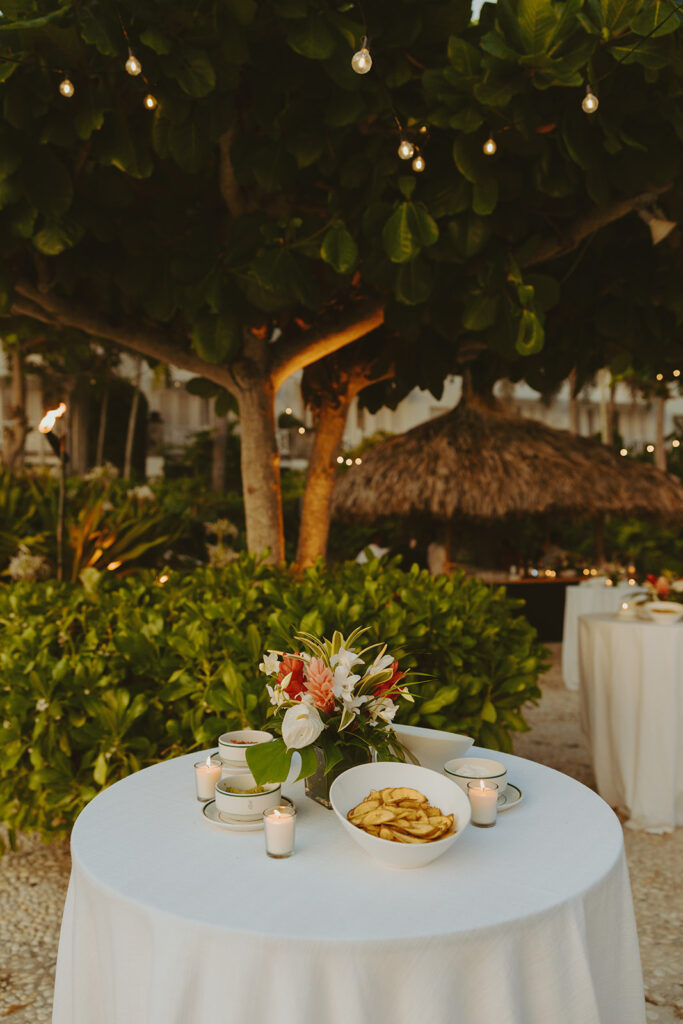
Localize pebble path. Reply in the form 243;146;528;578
1;643;681;1022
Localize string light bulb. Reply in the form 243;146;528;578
412;153;425;173
673;369;680;377
143;93;158;110
656;373;664;381
582;85;599;114
482;136;497;156
125;49;142;76
58;77;75;98
351;37;372;75
398;139;414;160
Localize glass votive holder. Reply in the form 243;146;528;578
194;755;222;802
263;805;296;858
467;780;499;828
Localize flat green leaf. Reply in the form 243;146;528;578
287;17;336;59
447;36;481;75
168;119;209;174
472;177;498;216
382;202;439;264
394;258;433;305
246;737;293;784
320;225;358;274
93;752;108;786
140;26;173;54
191;311;241;363
515;309;545;355
295;744;318;780
33;218;84;255
171;49;216;97
186;377;221;398
631;0;681;35
78;8;118;55
23;150;73;216
462;294;499;330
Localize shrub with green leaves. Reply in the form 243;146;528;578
0;556;546;849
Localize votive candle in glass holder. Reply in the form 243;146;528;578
194;755;222;802
467;780;499;828
263;805;296;858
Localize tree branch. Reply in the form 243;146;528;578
12;281;240;396
218;128;246;218
521;183;673;268
270;300;385;392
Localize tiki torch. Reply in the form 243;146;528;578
39;403;67;582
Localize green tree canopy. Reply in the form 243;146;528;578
0;0;681;557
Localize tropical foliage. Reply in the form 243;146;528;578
0;555;546;848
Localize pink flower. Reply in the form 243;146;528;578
305;658;335;713
656;576;670;598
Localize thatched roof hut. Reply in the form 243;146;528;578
332;400;683;524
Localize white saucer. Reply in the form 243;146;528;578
203;796;295;832
497;783;523;811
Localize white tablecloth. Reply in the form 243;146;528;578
578;613;683;832
53;747;645;1024
562;582;643;689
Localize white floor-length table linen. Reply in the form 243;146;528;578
52;747;645;1024
578;613;683;832
562;581;643;689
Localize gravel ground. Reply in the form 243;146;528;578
0;643;681;1023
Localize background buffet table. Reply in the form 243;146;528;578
578;613;683;833
52;747;645;1024
562;580;643;689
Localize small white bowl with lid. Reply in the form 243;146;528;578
444;757;508;796
218;729;273;766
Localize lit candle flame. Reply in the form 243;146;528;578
39;403;67;433
205;755;212;768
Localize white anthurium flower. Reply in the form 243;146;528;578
330;647;364;672
281;698;324;749
332;665;361;699
672;579;683;593
259;652;281;676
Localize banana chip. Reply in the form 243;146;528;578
348;787;455;844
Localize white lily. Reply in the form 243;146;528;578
369;697;397;724
370;653;395;673
266;683;288;708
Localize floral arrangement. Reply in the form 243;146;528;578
644;572;683;603
245;627;415;787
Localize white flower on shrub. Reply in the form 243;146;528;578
35;698;49;713
85;462;119;481
281;696;324;749
204;518;238;539
8;546;49;582
126;484;155;501
259;652;280;676
207;543;238;568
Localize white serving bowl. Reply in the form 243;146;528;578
329;761;471;869
218;729;273;766
392;723;473;772
215;775;281;820
643;601;683;625
444;757;508;796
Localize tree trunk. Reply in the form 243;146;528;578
124;357;142;479
568;369;579;435
211;415;228;493
237;378;285;562
2;346;28;471
95;381;109;467
296;390;354;567
655;395;667;472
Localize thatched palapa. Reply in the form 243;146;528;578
331;401;683;524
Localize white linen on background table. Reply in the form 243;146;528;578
578;613;683;832
52;747;645;1024
562;582;643;689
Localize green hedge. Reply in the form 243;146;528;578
0;556;547;848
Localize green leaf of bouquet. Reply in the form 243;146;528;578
246;737;292;784
320;225;358;275
295;744;318;780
